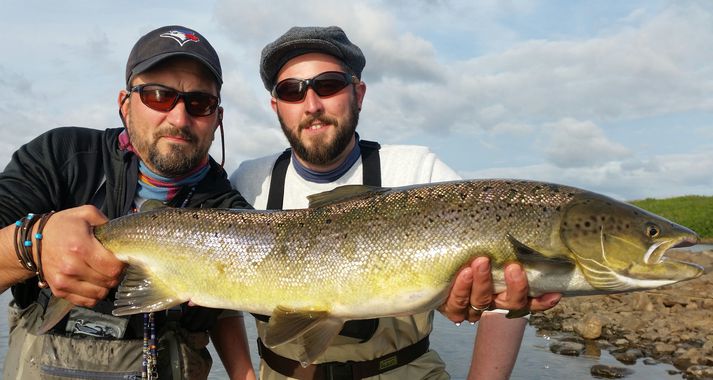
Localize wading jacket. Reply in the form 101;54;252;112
0;126;251;335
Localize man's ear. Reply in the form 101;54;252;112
118;90;130;119
355;81;366;110
118;90;131;127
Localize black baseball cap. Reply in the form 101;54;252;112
125;25;222;88
259;26;366;91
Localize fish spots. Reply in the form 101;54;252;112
325;219;332;225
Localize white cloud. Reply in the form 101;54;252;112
464;150;713;201
541;118;630;168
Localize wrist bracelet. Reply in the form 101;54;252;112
34;211;56;288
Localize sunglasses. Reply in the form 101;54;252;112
272;71;359;102
129;84;220;117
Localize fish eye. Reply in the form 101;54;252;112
645;223;660;238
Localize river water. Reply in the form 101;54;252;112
5;244;711;379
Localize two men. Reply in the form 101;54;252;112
232;26;560;379
0;25;255;379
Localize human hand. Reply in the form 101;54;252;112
438;257;562;323
39;205;124;307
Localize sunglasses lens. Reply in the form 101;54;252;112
184;93;220;116
313;73;350;97
140;87;179;112
274;79;305;102
136;85;219;116
274;72;353;102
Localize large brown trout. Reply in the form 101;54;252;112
45;179;704;364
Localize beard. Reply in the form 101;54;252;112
127;117;210;177
278;99;360;166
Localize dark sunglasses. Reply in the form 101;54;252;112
272;71;359;102
129;83;220;117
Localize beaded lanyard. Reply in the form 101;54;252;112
140;186;196;380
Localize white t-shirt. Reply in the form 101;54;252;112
231;144;460;209
230;144;460;380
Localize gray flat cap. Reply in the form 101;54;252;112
259;26;366;91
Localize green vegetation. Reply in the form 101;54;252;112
631;195;713;241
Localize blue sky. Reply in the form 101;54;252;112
1;0;711;200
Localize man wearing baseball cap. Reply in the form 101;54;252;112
232;26;561;379
0;25;255;379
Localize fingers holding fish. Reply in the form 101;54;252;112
467;257;495;321
528;292;562;313
491;264;529;311
437;264;475;323
38;205;124;306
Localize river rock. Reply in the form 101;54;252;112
590;364;633;378
549;340;585;356
575;313;603;340
611;348;643;365
631;293;654;312
685;365;713;379
654;342;678;355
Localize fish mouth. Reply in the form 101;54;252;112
643;235;699;265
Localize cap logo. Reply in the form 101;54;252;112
160;29;200;46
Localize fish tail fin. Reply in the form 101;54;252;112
112;265;185;316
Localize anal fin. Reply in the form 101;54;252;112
264;306;345;365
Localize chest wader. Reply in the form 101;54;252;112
254;140;433;379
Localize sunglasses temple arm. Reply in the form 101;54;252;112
219;119;225;167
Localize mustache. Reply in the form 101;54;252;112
298;114;339;130
154;127;196;142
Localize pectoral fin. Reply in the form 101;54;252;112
264;306;345;365
508;234;575;273
112;265;185;316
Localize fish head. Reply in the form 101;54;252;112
559;193;702;292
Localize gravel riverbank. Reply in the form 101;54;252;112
529;249;713;379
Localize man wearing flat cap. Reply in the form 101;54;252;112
232;26;560;379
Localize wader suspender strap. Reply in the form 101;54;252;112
260;140;382;342
266;149;292;210
266;140;382;209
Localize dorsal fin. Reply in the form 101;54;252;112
307;185;390;208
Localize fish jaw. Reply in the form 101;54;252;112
622;256;704;287
600;230;703;290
